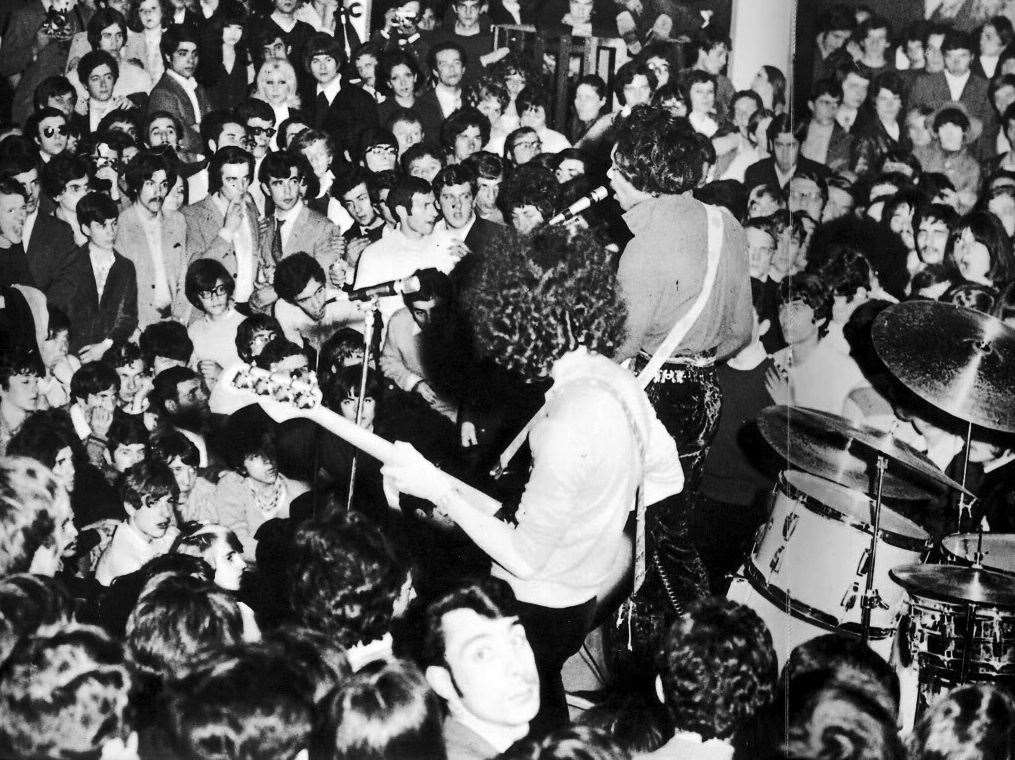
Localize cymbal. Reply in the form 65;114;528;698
872;301;1015;433
758;405;945;499
890;563;1015;607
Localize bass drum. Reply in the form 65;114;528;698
746;471;929;638
942;534;1015;575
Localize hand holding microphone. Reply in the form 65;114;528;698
547;186;610;226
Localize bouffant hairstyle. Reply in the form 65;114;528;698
909;684;1015;760
780;673;904;760
612;106;703;195
119;460;179;512
781;634;900;720
657;597;777;740
77;49;120;87
289;511;406;649
185;258;235;310
0;624;133;760
311;658;445;760
125;573;244;681
0;457;63;577
463;225;627;380
952;211;1015;285
0;573;74;666
497;164;559;223
501;726;630;760
123;149;178;202
778;271;833;332
166;643;315;760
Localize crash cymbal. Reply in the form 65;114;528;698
758;405;942;500
890;564;1015;607
872;301;1015;433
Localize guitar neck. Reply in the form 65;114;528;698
300;405;502;516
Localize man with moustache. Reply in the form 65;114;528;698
115;150;190;327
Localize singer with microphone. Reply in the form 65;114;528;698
608;106;752;665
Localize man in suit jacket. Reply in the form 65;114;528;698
183;146;262;306
252;151;345;312
431;163;503;288
304;32;378;158
50;192;138;356
147;24;211;154
908;29;996;161
0;154;77;296
115;151;190;328
745;114;829;193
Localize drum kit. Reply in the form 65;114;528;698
727;300;1015;717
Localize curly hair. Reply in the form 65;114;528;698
0;573;74;666
0;457;62;577
289;511;406;649
501;726;630;760
657;597;777;740
497;164;559;222
612;106;703;194
909;684;1015;760
463;225;627;380
0;624;133;760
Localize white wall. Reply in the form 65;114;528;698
728;0;797;99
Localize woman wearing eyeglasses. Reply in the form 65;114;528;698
185;259;246;389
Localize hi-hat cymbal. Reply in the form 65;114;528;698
872;301;1015;433
758;405;951;499
890;563;1015;607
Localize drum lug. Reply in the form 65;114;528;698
856;547;871;576
782;512;799;540
840;582;859;611
770;546;784;574
752;520;771;559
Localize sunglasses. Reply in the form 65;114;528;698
248;126;277;137
42;125;69;138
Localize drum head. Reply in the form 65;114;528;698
784;470;929;542
942;534;1015;575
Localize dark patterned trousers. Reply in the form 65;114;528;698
611;354;722;669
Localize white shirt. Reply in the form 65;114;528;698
88;243;115;297
981;54;999;79
354;228;462;324
94;521;180;586
21;209;38;249
432;215;476;251
944;70;971;102
535;125;572;153
136;209;172;310
434;85;462;118
273;202;305;249
270;11;297;31
490;348;683;606
274;287;363;349
166;69;203;125
317;74;343;105
188;308;245;368
211;193;255;301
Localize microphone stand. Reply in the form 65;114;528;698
346;297;380;511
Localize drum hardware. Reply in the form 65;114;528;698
860;454;890;643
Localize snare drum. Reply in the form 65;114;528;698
747;470;929;637
942;534;1015;575
902;593;1015;714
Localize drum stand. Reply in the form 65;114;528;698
956;420;986;567
861;455;890;643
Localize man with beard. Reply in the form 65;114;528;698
151;365;214;469
115;150;190;327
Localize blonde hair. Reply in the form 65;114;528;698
254;59;301;108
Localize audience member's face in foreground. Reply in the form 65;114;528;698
130;494;174;541
428;609;539;729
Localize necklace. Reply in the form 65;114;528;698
249;477;283;515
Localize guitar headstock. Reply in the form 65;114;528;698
218;363;324;423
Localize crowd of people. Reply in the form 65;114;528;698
2;0;1015;758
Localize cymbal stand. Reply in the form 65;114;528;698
861;454;890;643
957;420;975;538
346;298;380;511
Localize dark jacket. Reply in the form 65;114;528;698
25;213;76;296
51;247;138;352
743;155;829;192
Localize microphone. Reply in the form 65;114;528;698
547;186;610;226
345;274;422;301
